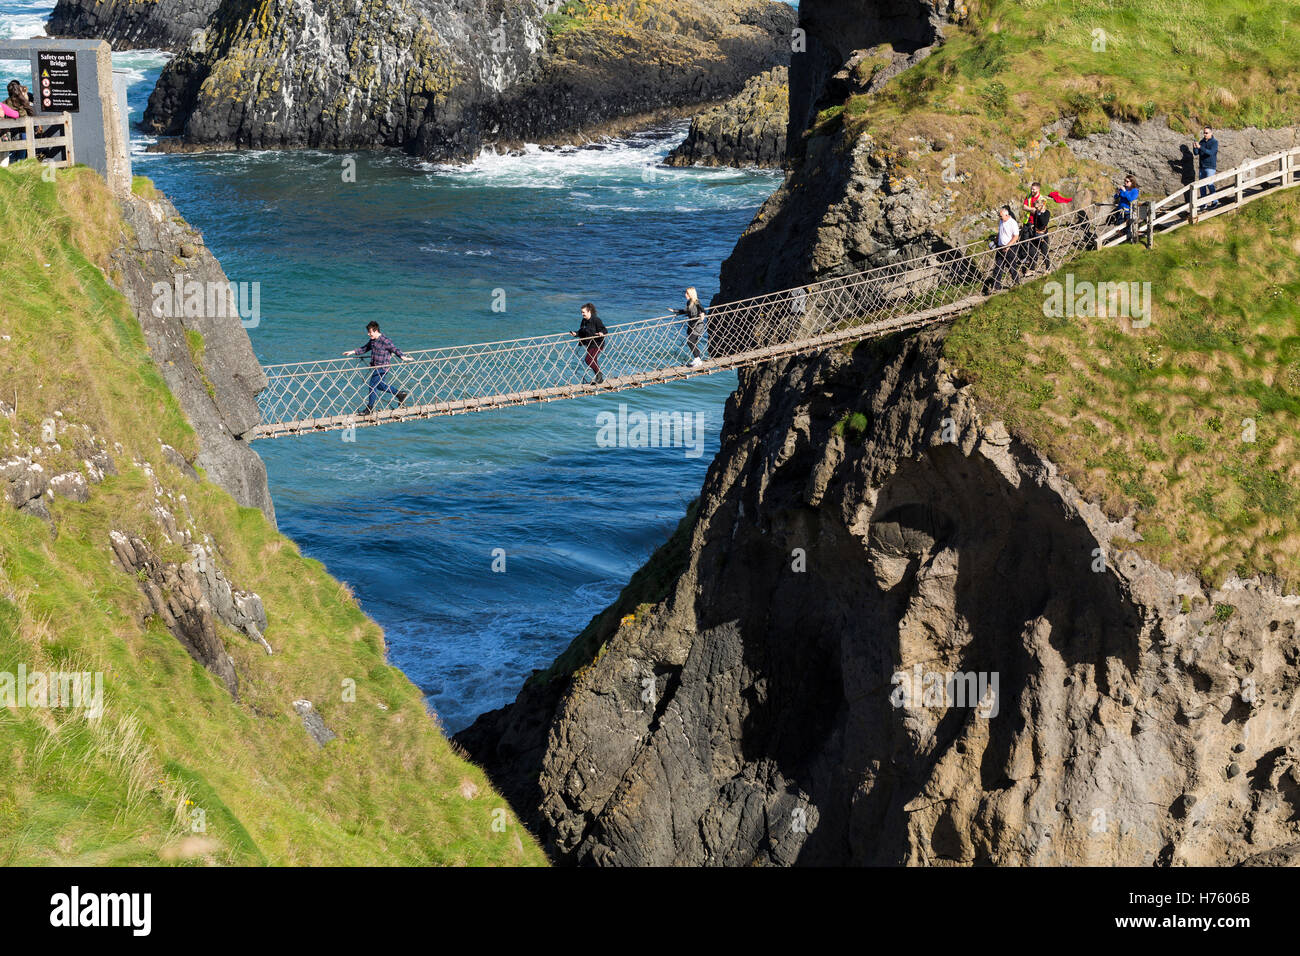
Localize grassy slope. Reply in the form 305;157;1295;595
0;163;544;865
946;188;1300;591
814;0;1300;231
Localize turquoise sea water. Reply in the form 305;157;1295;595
1;4;784;731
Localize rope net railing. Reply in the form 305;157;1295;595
252;149;1300;438
253;206;1118;437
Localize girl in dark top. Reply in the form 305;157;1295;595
670;286;706;366
571;302;607;384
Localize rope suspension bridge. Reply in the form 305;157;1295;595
247;149;1300;440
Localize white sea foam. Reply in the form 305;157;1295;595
419;126;780;216
111;49;171;87
422;127;688;187
0;0;47;40
1;2;47;81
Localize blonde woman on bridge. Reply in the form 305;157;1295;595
669;286;707;367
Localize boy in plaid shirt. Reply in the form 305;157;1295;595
344;321;412;414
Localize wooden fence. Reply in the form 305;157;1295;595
0;112;75;168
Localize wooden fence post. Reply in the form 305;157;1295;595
62;112;75;167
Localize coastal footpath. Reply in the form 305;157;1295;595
457;0;1300;865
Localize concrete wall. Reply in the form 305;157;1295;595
0;37;131;196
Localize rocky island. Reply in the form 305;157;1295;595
124;0;796;161
664;66;789;168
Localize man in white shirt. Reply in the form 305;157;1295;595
983;205;1021;294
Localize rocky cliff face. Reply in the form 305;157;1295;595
48;0;222;50
1068;120;1300;200
142;0;795;161
715;0;969;301
788;0;952;158
665;66;788;168
713;0;1300;305
459;328;1300;865
113;189;276;524
479;0;795;150
456;1;1300;866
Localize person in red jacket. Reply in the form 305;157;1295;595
1024;196;1052;271
1022;182;1043;224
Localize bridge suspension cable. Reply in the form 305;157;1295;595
247;148;1300;440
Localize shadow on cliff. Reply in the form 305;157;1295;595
685;340;1144;864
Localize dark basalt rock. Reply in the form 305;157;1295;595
458;328;1300;866
664;66;788;168
141;0;796;162
478;2;795;153
48;0;223;50
788;0;951;160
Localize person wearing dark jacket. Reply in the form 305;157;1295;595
669;286;706;366
342;320;411;414
1024;196;1052;271
1193;127;1220;208
571;302;607;384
